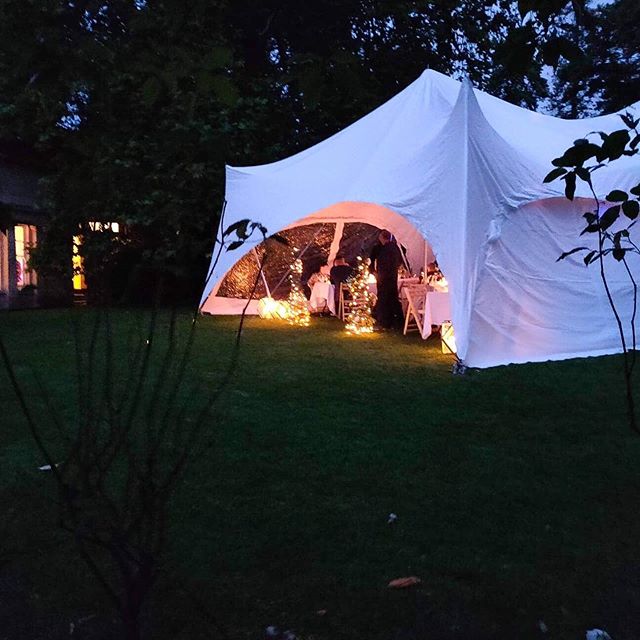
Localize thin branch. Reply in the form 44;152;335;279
162;247;268;496
587;177;638;434
74;537;122;612
30;368;72;447
0;338;65;490
586;179;629;356
621;255;638;373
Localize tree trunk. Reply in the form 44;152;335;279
121;557;155;640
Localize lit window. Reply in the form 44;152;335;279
72;235;86;291
88;221;120;233
15;224;37;289
72;222;120;290
0;230;9;291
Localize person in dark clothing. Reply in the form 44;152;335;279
370;240;382;272
372;230;403;329
369;240;383;320
330;255;353;286
330;255;353;312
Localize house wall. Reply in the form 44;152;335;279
0;157;72;309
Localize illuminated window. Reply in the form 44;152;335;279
72;222;120;290
14;224;37;289
88;221;119;233
72;235;86;290
0;230;9;292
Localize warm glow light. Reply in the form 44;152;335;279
367;273;377;284
88;221;120;233
257;297;290;319
72;236;85;290
441;322;456;354
14;224;37;288
287;258;311;326
345;257;375;335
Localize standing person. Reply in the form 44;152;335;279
370;239;382;272
372;230;403;330
369;239;383;320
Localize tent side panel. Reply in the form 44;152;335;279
465;198;640;368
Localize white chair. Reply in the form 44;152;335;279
402;284;431;339
338;283;357;321
398;277;421;315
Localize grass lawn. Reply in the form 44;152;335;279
1;308;640;639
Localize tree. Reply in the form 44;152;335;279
0;0;589;300
0;219;269;638
551;0;640;117
0;0;240;300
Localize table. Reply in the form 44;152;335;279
367;277;420;297
309;281;336;315
431;280;448;293
424;291;451;329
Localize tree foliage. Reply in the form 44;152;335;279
551;0;640;116
0;0;636;299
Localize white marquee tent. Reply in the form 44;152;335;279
200;69;640;368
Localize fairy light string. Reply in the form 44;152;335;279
345;256;374;334
287;257;311;327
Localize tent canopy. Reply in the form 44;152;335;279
200;69;640;369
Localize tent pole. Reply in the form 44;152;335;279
424;238;429;279
252;247;271;297
270;223;328;296
400;244;411;273
327;221;344;266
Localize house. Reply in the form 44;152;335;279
0;141;71;309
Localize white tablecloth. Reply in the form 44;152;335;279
309;282;335;315
424;291;451;328
367;277;419;298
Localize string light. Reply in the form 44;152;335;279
345;257;375;335
257;297;290;319
287;258;311;327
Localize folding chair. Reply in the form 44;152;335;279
402;284;430;339
338;282;356;321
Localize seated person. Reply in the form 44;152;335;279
307;264;330;289
426;260;445;286
427;260;441;277
330;255;353;285
330;255;353;310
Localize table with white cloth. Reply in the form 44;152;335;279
367;277;420;298
430;280;449;293
423;290;451;330
309;281;336;315
368;277;434;322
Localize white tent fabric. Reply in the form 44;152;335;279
200;69;640;369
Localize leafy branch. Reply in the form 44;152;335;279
545;112;640;433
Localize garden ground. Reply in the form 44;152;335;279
1;308;640;639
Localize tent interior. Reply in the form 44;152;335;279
210;201;435;314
